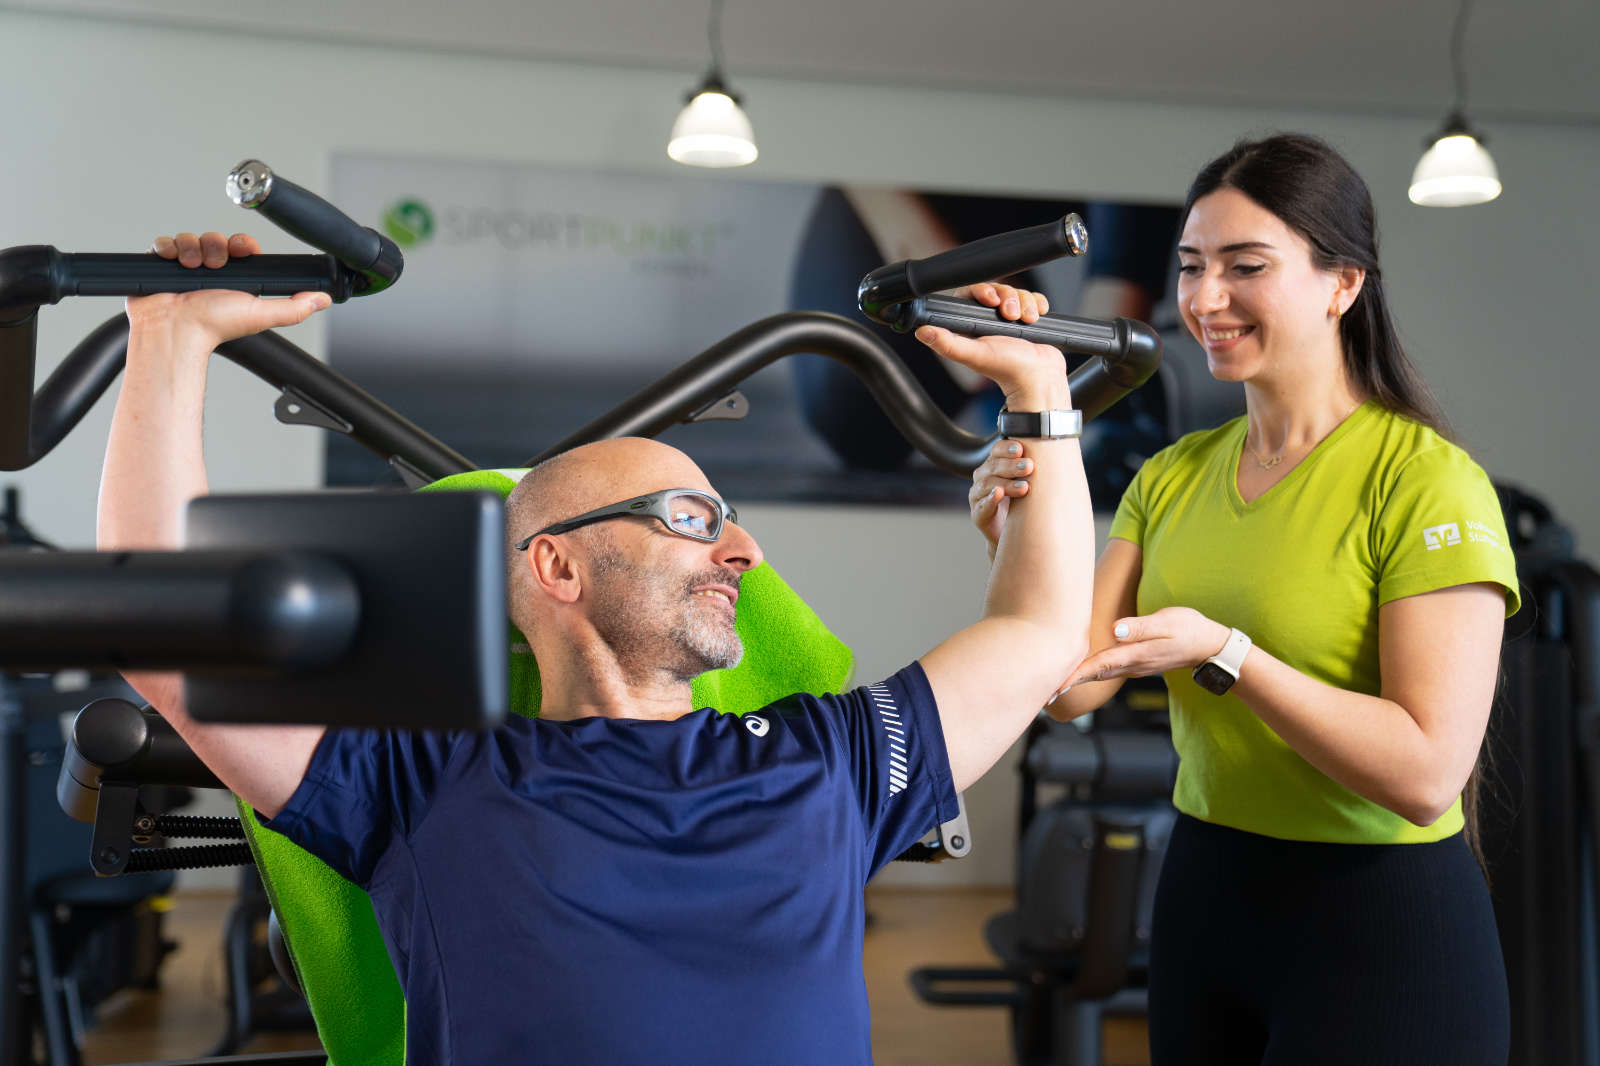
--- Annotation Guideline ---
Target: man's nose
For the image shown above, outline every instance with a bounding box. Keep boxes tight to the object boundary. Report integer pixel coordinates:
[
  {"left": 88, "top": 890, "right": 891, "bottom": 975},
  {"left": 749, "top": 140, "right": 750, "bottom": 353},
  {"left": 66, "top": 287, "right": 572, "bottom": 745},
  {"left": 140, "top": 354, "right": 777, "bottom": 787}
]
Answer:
[{"left": 716, "top": 522, "right": 763, "bottom": 572}]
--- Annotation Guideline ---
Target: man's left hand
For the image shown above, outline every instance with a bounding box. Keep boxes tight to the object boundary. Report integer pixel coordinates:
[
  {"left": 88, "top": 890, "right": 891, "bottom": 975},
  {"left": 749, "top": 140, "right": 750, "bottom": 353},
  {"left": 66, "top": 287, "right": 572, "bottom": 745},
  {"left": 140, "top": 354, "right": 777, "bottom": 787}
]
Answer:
[
  {"left": 953, "top": 282, "right": 1050, "bottom": 324},
  {"left": 1060, "top": 607, "right": 1230, "bottom": 690}
]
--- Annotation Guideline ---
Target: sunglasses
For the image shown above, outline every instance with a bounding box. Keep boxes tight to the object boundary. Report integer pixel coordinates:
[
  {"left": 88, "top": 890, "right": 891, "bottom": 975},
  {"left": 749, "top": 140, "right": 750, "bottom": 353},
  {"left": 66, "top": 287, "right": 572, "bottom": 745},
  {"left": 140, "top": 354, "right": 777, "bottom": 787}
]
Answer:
[{"left": 514, "top": 488, "right": 738, "bottom": 551}]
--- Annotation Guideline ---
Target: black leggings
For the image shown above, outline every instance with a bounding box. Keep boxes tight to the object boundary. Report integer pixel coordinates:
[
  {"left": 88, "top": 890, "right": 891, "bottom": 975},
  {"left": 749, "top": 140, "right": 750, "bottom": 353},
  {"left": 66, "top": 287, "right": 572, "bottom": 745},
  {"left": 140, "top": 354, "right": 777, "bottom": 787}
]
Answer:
[{"left": 1148, "top": 814, "right": 1509, "bottom": 1066}]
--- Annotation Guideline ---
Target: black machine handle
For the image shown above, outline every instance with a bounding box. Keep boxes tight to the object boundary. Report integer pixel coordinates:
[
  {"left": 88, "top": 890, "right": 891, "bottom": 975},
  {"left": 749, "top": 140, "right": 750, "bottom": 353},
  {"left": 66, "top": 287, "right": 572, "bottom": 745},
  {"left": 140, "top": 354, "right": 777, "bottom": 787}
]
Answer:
[
  {"left": 227, "top": 159, "right": 404, "bottom": 296},
  {"left": 59, "top": 698, "right": 228, "bottom": 824},
  {"left": 857, "top": 214, "right": 1089, "bottom": 320},
  {"left": 890, "top": 293, "right": 1158, "bottom": 363},
  {"left": 0, "top": 160, "right": 405, "bottom": 470},
  {"left": 0, "top": 247, "right": 349, "bottom": 322},
  {"left": 0, "top": 159, "right": 401, "bottom": 322},
  {"left": 0, "top": 549, "right": 360, "bottom": 673},
  {"left": 889, "top": 294, "right": 1161, "bottom": 422},
  {"left": 856, "top": 214, "right": 1162, "bottom": 416}
]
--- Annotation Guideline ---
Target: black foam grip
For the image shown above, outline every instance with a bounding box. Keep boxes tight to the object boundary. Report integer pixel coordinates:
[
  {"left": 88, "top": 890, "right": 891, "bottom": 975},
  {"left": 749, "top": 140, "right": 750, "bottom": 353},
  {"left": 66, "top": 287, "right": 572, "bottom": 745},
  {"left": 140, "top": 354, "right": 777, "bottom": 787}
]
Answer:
[
  {"left": 250, "top": 173, "right": 403, "bottom": 293},
  {"left": 906, "top": 216, "right": 1081, "bottom": 296}
]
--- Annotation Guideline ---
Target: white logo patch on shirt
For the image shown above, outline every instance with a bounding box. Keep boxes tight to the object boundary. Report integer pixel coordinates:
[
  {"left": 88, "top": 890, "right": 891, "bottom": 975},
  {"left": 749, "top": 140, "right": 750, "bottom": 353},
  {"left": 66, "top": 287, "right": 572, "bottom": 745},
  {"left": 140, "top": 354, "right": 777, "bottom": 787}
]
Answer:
[
  {"left": 1422, "top": 522, "right": 1461, "bottom": 551},
  {"left": 869, "top": 683, "right": 910, "bottom": 795},
  {"left": 743, "top": 715, "right": 769, "bottom": 737}
]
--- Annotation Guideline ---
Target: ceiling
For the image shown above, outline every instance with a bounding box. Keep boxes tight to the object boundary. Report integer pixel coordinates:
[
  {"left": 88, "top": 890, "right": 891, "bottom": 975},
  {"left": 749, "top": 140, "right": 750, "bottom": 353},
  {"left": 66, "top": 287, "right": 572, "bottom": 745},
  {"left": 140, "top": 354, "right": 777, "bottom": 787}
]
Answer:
[{"left": 9, "top": 0, "right": 1599, "bottom": 124}]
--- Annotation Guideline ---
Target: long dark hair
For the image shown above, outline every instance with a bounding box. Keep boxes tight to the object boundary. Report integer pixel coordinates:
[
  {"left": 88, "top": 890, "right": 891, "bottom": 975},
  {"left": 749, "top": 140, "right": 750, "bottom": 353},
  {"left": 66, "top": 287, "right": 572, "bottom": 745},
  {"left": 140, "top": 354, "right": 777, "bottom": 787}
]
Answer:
[
  {"left": 1183, "top": 133, "right": 1451, "bottom": 438},
  {"left": 1185, "top": 133, "right": 1495, "bottom": 865}
]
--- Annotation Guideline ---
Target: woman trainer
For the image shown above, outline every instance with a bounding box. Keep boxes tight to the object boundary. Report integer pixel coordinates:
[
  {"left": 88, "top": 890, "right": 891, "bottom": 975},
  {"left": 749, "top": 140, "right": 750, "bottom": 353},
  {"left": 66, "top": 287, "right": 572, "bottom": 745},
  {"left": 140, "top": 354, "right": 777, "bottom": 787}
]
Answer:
[{"left": 968, "top": 133, "right": 1517, "bottom": 1065}]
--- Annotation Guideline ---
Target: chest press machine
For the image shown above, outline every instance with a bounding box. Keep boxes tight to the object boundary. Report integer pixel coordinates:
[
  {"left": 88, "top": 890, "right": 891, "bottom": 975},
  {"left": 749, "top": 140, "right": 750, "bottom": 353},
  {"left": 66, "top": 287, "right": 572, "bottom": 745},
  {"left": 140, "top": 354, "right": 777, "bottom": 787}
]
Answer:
[{"left": 0, "top": 162, "right": 1162, "bottom": 1066}]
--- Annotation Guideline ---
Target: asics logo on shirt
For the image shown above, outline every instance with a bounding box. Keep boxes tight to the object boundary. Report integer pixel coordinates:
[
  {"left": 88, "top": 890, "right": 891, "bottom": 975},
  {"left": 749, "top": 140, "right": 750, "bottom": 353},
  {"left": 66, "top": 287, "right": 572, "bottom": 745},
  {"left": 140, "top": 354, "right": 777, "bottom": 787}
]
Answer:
[
  {"left": 1422, "top": 522, "right": 1462, "bottom": 551},
  {"left": 744, "top": 715, "right": 769, "bottom": 737}
]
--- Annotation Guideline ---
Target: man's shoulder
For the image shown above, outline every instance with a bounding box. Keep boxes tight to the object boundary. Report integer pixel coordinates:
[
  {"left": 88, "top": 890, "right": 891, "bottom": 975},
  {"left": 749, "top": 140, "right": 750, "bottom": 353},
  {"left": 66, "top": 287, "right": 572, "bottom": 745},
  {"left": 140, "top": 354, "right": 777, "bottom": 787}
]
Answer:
[{"left": 712, "top": 663, "right": 935, "bottom": 724}]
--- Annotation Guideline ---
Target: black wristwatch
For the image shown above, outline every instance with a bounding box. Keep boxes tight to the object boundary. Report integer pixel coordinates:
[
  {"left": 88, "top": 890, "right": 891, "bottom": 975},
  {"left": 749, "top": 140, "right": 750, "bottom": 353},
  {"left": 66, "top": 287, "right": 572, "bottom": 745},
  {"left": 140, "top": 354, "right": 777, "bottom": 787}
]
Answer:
[
  {"left": 996, "top": 408, "right": 1083, "bottom": 439},
  {"left": 1192, "top": 628, "right": 1252, "bottom": 696}
]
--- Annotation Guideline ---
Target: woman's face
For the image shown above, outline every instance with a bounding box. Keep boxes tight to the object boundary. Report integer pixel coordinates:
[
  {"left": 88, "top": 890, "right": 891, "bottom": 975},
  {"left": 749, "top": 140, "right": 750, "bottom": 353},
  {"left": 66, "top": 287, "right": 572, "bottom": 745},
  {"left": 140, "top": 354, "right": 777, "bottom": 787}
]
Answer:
[{"left": 1176, "top": 187, "right": 1351, "bottom": 384}]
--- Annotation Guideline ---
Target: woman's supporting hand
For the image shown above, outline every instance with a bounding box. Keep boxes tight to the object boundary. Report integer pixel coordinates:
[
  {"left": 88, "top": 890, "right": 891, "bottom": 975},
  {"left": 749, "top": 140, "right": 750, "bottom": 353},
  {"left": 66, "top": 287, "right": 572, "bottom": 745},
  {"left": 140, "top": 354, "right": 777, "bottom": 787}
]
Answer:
[
  {"left": 970, "top": 438, "right": 1034, "bottom": 556},
  {"left": 1060, "top": 606, "right": 1231, "bottom": 689}
]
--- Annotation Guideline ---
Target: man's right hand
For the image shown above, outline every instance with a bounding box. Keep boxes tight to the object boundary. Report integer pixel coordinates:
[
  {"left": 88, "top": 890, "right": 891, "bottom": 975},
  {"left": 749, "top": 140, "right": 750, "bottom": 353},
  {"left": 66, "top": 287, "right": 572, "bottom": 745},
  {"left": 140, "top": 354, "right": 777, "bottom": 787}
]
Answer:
[
  {"left": 104, "top": 232, "right": 333, "bottom": 822},
  {"left": 129, "top": 232, "right": 331, "bottom": 346}
]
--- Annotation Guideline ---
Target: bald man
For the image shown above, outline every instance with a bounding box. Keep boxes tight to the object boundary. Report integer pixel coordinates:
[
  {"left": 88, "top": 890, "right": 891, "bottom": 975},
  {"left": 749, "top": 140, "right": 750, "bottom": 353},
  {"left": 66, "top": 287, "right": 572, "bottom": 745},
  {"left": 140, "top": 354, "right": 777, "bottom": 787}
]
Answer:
[{"left": 100, "top": 233, "right": 1094, "bottom": 1066}]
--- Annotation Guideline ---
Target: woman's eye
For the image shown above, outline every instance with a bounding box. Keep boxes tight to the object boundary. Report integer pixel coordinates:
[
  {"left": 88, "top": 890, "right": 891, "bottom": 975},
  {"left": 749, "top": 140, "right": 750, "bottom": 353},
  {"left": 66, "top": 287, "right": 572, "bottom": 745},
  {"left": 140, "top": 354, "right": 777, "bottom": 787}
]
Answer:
[
  {"left": 1177, "top": 263, "right": 1200, "bottom": 275},
  {"left": 1234, "top": 263, "right": 1266, "bottom": 275}
]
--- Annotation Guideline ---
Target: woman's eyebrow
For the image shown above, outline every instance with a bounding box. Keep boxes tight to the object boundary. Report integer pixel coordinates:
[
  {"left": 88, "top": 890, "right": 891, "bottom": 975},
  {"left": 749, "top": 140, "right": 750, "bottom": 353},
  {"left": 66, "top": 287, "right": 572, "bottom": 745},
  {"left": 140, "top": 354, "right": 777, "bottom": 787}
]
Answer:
[{"left": 1176, "top": 241, "right": 1277, "bottom": 255}]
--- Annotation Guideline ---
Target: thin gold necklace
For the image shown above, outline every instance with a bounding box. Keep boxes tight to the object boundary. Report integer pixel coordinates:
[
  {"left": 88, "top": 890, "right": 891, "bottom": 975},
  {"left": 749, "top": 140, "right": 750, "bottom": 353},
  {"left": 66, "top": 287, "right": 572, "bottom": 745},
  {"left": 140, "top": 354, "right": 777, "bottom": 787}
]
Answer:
[{"left": 1246, "top": 399, "right": 1363, "bottom": 470}]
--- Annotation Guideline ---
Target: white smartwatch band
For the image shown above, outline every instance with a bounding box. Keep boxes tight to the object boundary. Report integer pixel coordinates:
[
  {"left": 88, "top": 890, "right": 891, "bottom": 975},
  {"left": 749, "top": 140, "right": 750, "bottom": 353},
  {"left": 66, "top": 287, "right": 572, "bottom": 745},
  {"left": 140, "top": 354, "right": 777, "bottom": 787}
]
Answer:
[
  {"left": 1192, "top": 627, "right": 1253, "bottom": 695},
  {"left": 1209, "top": 628, "right": 1253, "bottom": 677}
]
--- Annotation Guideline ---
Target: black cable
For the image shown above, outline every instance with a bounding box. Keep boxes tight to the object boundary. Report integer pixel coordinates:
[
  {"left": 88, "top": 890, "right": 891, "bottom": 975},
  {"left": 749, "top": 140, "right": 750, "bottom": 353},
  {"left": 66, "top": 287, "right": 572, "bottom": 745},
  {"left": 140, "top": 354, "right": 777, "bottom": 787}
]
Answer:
[
  {"left": 1450, "top": 0, "right": 1475, "bottom": 116},
  {"left": 708, "top": 0, "right": 726, "bottom": 81}
]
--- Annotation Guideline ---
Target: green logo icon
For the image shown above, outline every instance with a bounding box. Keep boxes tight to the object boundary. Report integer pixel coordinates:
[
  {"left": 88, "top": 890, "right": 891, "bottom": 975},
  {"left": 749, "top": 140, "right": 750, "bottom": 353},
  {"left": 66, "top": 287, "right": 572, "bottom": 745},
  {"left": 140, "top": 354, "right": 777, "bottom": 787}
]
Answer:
[{"left": 383, "top": 199, "right": 435, "bottom": 248}]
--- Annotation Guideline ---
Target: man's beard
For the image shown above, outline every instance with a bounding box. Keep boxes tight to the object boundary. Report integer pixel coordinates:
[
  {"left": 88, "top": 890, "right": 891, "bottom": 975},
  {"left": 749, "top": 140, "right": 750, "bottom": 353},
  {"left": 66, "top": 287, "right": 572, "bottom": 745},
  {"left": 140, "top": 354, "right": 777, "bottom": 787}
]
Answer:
[{"left": 586, "top": 540, "right": 744, "bottom": 682}]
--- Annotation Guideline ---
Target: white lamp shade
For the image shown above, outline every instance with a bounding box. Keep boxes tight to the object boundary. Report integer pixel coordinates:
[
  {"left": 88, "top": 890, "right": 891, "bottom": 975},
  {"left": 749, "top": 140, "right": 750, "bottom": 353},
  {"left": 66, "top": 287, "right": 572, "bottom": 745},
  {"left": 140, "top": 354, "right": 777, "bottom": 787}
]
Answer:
[
  {"left": 667, "top": 90, "right": 758, "bottom": 168},
  {"left": 1408, "top": 133, "right": 1502, "bottom": 207}
]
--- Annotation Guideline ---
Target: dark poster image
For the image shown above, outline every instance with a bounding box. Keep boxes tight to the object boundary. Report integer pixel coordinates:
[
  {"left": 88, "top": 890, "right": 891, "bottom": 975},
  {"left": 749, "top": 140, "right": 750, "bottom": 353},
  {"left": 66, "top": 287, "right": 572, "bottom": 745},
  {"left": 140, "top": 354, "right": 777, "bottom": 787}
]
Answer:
[{"left": 326, "top": 155, "right": 1235, "bottom": 506}]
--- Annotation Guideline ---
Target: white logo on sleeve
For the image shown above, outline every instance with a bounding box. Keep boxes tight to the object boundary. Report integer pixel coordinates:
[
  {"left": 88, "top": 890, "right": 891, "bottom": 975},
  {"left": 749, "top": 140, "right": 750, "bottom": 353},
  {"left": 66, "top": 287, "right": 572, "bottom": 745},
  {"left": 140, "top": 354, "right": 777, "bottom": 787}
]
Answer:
[
  {"left": 868, "top": 683, "right": 910, "bottom": 795},
  {"left": 744, "top": 715, "right": 769, "bottom": 737},
  {"left": 1422, "top": 522, "right": 1461, "bottom": 551}
]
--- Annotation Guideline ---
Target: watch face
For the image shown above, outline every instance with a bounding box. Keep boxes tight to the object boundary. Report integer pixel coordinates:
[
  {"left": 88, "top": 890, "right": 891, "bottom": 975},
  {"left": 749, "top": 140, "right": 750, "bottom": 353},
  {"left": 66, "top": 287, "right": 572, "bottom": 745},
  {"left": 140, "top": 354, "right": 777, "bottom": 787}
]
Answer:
[{"left": 1193, "top": 661, "right": 1236, "bottom": 696}]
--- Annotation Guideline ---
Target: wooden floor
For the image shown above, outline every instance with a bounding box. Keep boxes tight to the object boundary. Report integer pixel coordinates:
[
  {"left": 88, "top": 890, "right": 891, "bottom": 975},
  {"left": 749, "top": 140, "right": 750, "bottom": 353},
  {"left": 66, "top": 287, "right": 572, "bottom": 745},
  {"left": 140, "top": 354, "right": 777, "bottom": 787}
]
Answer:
[{"left": 77, "top": 887, "right": 1149, "bottom": 1065}]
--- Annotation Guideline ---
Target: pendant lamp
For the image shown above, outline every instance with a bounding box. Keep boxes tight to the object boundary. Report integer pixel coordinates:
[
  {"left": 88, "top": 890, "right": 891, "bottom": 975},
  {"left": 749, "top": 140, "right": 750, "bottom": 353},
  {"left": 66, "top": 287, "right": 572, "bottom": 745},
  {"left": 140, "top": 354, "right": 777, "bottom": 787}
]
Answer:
[
  {"left": 1409, "top": 0, "right": 1501, "bottom": 206},
  {"left": 668, "top": 0, "right": 758, "bottom": 168}
]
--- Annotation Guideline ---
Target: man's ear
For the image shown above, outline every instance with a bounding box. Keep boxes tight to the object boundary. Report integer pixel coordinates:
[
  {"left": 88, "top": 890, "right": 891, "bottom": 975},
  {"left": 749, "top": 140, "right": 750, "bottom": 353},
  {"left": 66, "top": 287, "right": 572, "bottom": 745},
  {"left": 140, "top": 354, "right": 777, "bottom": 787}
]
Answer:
[{"left": 527, "top": 536, "right": 583, "bottom": 604}]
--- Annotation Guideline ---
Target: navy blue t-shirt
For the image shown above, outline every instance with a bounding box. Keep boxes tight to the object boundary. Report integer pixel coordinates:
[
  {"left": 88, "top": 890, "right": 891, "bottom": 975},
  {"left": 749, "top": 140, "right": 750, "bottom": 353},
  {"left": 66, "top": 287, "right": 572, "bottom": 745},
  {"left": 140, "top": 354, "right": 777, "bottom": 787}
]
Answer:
[{"left": 265, "top": 663, "right": 957, "bottom": 1065}]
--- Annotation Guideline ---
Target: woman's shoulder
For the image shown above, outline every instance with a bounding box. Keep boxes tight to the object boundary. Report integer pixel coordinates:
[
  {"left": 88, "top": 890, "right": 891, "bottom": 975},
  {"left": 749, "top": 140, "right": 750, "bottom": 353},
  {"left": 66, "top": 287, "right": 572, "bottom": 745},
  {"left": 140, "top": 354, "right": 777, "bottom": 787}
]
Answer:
[
  {"left": 1358, "top": 406, "right": 1499, "bottom": 511},
  {"left": 1361, "top": 405, "right": 1481, "bottom": 476}
]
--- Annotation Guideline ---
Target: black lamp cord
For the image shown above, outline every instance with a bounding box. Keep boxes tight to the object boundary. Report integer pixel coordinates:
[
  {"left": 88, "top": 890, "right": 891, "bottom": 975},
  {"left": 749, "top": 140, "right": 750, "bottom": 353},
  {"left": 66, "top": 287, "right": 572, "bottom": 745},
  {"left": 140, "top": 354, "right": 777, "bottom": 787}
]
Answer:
[
  {"left": 707, "top": 0, "right": 727, "bottom": 83},
  {"left": 1450, "top": 0, "right": 1474, "bottom": 119}
]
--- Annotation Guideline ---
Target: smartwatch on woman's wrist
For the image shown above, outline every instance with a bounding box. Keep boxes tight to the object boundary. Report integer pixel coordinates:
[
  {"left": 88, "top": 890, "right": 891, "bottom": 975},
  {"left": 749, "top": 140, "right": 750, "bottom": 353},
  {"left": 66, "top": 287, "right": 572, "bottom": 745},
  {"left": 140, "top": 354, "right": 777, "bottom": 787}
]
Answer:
[{"left": 1193, "top": 628, "right": 1252, "bottom": 695}]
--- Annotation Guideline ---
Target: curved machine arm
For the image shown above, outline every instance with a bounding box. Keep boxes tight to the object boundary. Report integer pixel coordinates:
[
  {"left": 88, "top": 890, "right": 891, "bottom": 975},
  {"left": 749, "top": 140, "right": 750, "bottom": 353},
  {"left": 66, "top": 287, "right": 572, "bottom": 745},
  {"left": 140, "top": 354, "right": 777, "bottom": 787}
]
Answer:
[
  {"left": 0, "top": 159, "right": 406, "bottom": 472},
  {"left": 1, "top": 186, "right": 1162, "bottom": 482}
]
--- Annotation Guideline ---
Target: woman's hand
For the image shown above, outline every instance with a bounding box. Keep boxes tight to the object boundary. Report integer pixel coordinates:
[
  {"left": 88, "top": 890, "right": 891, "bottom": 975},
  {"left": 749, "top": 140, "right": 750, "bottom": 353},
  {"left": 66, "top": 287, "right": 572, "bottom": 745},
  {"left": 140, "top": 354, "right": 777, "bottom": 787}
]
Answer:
[
  {"left": 952, "top": 282, "right": 1050, "bottom": 324},
  {"left": 1060, "top": 607, "right": 1231, "bottom": 689},
  {"left": 970, "top": 438, "right": 1034, "bottom": 554},
  {"left": 126, "top": 232, "right": 331, "bottom": 349}
]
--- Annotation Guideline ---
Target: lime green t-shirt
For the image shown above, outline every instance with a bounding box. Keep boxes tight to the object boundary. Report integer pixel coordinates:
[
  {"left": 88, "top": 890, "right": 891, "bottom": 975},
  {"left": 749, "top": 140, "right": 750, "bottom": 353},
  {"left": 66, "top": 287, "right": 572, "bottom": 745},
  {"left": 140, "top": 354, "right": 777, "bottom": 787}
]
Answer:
[{"left": 1108, "top": 401, "right": 1520, "bottom": 844}]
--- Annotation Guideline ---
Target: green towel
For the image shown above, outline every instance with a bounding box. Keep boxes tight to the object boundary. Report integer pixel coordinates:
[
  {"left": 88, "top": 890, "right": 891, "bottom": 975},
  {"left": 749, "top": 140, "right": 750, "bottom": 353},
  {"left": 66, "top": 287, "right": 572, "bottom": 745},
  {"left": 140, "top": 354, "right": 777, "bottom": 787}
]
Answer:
[{"left": 237, "top": 468, "right": 854, "bottom": 1066}]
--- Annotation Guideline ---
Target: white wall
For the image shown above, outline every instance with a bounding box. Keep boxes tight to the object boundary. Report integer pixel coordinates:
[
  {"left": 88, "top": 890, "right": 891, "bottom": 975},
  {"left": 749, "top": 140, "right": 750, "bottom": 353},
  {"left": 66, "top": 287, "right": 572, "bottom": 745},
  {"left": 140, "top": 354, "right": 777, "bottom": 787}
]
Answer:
[{"left": 3, "top": 10, "right": 1594, "bottom": 887}]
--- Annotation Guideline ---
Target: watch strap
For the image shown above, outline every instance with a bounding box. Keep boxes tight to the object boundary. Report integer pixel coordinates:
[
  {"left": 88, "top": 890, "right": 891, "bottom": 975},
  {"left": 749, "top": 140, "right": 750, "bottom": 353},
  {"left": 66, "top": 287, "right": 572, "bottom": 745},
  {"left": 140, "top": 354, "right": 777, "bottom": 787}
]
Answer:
[
  {"left": 1207, "top": 628, "right": 1252, "bottom": 680},
  {"left": 996, "top": 408, "right": 1083, "bottom": 439}
]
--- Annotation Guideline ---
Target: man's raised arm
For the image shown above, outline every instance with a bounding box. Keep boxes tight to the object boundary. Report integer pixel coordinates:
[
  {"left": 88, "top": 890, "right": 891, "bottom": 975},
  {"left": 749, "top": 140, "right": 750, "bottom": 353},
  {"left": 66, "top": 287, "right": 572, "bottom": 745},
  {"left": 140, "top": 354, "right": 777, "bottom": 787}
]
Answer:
[
  {"left": 98, "top": 232, "right": 331, "bottom": 819},
  {"left": 915, "top": 326, "right": 1094, "bottom": 792}
]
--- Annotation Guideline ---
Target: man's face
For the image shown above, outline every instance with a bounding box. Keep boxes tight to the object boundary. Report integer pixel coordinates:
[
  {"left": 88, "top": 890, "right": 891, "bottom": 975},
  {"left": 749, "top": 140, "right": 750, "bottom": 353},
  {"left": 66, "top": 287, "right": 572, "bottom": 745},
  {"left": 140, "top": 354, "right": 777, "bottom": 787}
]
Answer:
[
  {"left": 511, "top": 440, "right": 765, "bottom": 686},
  {"left": 583, "top": 524, "right": 748, "bottom": 682}
]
